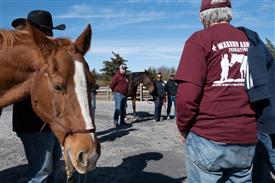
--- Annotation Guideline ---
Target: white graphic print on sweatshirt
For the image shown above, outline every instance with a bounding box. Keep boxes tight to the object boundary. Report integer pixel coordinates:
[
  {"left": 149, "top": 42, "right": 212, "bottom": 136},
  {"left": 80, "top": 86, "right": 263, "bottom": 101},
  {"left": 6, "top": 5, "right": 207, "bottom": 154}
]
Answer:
[{"left": 212, "top": 41, "right": 252, "bottom": 87}]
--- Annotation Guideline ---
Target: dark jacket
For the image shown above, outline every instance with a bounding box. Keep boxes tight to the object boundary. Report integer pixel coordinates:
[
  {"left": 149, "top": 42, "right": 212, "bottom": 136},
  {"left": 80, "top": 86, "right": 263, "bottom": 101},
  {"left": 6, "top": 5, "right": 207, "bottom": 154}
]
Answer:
[
  {"left": 111, "top": 71, "right": 128, "bottom": 95},
  {"left": 13, "top": 99, "right": 50, "bottom": 132},
  {"left": 239, "top": 27, "right": 275, "bottom": 134},
  {"left": 165, "top": 79, "right": 178, "bottom": 96},
  {"left": 153, "top": 80, "right": 166, "bottom": 98}
]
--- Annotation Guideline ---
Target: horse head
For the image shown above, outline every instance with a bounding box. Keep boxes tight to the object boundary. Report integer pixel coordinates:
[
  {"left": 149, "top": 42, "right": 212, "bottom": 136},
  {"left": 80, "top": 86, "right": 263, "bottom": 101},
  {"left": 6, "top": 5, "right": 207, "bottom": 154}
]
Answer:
[
  {"left": 26, "top": 23, "right": 100, "bottom": 174},
  {"left": 143, "top": 69, "right": 155, "bottom": 94}
]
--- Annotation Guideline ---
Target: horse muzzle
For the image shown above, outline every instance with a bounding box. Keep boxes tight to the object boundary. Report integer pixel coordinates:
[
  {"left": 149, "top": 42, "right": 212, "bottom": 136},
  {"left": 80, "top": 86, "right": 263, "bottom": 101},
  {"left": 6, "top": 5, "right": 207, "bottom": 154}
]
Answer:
[
  {"left": 75, "top": 148, "right": 100, "bottom": 174},
  {"left": 65, "top": 136, "right": 101, "bottom": 174}
]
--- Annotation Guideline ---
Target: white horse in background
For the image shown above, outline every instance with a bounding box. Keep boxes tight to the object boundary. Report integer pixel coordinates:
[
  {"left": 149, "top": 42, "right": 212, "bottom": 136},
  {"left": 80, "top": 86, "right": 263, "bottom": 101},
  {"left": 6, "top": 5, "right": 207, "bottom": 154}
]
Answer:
[{"left": 229, "top": 53, "right": 248, "bottom": 79}]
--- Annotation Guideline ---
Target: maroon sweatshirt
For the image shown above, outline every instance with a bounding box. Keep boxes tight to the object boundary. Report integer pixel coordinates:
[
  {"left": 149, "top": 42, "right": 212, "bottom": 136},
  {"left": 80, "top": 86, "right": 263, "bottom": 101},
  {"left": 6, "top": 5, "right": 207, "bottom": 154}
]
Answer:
[
  {"left": 111, "top": 71, "right": 128, "bottom": 95},
  {"left": 175, "top": 23, "right": 257, "bottom": 144}
]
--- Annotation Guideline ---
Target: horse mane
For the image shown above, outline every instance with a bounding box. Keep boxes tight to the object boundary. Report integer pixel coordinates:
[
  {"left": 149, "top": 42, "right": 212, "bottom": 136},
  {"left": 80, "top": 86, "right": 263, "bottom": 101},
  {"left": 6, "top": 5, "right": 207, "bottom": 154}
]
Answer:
[
  {"left": 54, "top": 38, "right": 73, "bottom": 47},
  {"left": 0, "top": 28, "right": 74, "bottom": 52},
  {"left": 0, "top": 29, "right": 31, "bottom": 48}
]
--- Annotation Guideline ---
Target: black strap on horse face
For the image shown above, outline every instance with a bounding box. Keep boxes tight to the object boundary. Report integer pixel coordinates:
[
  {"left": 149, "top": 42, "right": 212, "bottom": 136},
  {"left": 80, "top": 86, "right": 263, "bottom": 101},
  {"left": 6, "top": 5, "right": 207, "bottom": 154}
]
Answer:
[
  {"left": 48, "top": 119, "right": 96, "bottom": 146},
  {"left": 33, "top": 104, "right": 97, "bottom": 147},
  {"left": 62, "top": 128, "right": 96, "bottom": 146}
]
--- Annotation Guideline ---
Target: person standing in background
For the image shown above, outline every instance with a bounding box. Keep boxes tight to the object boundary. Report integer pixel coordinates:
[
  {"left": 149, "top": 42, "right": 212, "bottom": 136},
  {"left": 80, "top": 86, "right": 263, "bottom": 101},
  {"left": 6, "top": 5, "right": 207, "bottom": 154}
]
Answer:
[
  {"left": 165, "top": 74, "right": 177, "bottom": 119},
  {"left": 111, "top": 64, "right": 129, "bottom": 127},
  {"left": 153, "top": 72, "right": 167, "bottom": 122}
]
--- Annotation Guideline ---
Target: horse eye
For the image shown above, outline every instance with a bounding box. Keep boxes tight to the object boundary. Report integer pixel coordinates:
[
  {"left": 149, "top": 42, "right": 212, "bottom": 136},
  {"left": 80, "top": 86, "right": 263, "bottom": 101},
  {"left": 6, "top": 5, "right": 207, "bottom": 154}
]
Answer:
[{"left": 54, "top": 84, "right": 65, "bottom": 93}]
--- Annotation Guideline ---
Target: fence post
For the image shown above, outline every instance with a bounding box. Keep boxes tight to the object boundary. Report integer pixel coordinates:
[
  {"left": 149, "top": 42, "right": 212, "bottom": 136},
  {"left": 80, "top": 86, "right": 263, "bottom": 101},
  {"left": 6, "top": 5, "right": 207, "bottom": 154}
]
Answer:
[
  {"left": 140, "top": 83, "right": 143, "bottom": 101},
  {"left": 92, "top": 92, "right": 96, "bottom": 121},
  {"left": 106, "top": 85, "right": 109, "bottom": 101}
]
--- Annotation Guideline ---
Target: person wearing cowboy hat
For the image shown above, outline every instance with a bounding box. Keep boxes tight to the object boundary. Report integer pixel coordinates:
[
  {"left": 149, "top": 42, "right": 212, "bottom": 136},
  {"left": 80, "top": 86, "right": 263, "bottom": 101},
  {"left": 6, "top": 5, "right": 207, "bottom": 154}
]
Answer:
[
  {"left": 12, "top": 10, "right": 65, "bottom": 36},
  {"left": 11, "top": 10, "right": 66, "bottom": 183}
]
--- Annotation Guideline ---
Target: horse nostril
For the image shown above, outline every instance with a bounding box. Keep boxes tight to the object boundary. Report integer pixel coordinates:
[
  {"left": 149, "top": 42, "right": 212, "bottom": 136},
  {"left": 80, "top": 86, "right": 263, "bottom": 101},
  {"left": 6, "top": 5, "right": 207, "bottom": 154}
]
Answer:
[{"left": 77, "top": 151, "right": 89, "bottom": 167}]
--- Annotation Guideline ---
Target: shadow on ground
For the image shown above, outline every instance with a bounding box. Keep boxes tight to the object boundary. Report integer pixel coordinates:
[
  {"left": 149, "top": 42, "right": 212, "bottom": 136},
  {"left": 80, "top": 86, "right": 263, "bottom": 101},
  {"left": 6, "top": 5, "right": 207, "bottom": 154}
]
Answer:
[
  {"left": 86, "top": 152, "right": 186, "bottom": 183},
  {"left": 97, "top": 123, "right": 137, "bottom": 143},
  {"left": 98, "top": 128, "right": 137, "bottom": 143},
  {"left": 128, "top": 111, "right": 155, "bottom": 123},
  {"left": 0, "top": 152, "right": 186, "bottom": 183},
  {"left": 0, "top": 160, "right": 66, "bottom": 183},
  {"left": 0, "top": 164, "right": 28, "bottom": 183}
]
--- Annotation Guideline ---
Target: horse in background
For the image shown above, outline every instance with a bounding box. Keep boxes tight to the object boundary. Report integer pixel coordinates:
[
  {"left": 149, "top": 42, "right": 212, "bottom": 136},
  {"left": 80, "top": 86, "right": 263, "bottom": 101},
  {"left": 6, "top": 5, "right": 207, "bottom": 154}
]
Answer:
[
  {"left": 0, "top": 22, "right": 100, "bottom": 180},
  {"left": 126, "top": 70, "right": 155, "bottom": 116}
]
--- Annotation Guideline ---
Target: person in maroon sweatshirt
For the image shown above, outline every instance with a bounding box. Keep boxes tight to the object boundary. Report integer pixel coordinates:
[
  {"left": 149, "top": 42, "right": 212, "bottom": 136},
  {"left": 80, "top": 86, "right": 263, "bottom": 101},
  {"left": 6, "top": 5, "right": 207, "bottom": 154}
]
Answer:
[
  {"left": 175, "top": 0, "right": 257, "bottom": 182},
  {"left": 111, "top": 64, "right": 129, "bottom": 127}
]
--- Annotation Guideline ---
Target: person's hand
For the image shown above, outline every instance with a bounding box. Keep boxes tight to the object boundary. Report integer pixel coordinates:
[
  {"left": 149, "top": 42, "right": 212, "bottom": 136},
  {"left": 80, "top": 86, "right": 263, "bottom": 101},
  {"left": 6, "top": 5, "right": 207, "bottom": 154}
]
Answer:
[{"left": 179, "top": 132, "right": 188, "bottom": 144}]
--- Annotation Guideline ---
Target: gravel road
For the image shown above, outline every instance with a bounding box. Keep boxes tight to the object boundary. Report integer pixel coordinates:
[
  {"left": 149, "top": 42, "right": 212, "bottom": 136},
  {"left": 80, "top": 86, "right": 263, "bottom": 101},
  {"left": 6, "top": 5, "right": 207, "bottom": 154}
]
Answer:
[{"left": 0, "top": 101, "right": 187, "bottom": 183}]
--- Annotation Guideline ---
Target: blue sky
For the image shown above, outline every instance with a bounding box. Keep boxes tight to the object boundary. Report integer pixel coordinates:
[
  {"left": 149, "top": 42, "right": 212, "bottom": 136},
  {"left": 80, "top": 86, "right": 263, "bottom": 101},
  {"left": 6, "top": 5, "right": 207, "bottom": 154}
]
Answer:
[{"left": 1, "top": 0, "right": 274, "bottom": 73}]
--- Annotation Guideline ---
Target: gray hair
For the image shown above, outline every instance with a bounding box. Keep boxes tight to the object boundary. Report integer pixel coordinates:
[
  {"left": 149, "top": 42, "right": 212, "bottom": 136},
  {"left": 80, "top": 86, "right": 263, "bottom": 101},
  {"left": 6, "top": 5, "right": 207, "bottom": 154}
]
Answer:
[{"left": 200, "top": 0, "right": 232, "bottom": 28}]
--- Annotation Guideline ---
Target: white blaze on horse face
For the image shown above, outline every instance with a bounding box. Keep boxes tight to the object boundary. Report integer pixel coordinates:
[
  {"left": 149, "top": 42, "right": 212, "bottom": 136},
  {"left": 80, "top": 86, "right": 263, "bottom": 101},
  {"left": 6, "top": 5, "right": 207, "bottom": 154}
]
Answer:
[{"left": 73, "top": 61, "right": 95, "bottom": 139}]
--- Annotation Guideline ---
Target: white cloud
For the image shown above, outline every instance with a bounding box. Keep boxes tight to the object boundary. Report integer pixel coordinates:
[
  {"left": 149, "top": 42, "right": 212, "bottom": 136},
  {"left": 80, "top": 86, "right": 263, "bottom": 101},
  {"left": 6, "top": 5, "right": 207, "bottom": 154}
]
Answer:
[
  {"left": 92, "top": 39, "right": 181, "bottom": 52},
  {"left": 259, "top": 1, "right": 275, "bottom": 12},
  {"left": 54, "top": 2, "right": 199, "bottom": 30},
  {"left": 55, "top": 3, "right": 166, "bottom": 28},
  {"left": 55, "top": 4, "right": 122, "bottom": 19},
  {"left": 163, "top": 23, "right": 200, "bottom": 29},
  {"left": 85, "top": 38, "right": 185, "bottom": 70}
]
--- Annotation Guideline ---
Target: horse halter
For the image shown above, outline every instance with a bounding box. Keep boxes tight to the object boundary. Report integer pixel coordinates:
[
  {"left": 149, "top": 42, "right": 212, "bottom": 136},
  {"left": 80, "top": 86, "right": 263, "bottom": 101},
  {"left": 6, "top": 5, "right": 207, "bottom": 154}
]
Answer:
[
  {"left": 62, "top": 128, "right": 96, "bottom": 146},
  {"left": 48, "top": 118, "right": 96, "bottom": 146}
]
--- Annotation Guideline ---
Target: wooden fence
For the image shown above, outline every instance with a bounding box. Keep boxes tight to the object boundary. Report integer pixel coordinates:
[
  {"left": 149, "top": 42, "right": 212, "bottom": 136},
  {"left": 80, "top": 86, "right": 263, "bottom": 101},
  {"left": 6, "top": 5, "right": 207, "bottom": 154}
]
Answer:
[{"left": 96, "top": 83, "right": 153, "bottom": 101}]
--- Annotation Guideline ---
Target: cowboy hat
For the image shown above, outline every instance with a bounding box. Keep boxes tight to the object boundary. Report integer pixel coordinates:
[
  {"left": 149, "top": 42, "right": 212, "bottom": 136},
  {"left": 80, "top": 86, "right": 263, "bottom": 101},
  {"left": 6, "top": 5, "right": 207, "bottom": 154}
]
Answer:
[{"left": 12, "top": 10, "right": 65, "bottom": 36}]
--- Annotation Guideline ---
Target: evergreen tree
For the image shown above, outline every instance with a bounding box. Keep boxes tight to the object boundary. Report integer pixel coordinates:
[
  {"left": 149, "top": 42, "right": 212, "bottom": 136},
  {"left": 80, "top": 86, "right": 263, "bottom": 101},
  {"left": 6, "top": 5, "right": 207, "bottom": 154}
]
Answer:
[
  {"left": 147, "top": 66, "right": 177, "bottom": 81},
  {"left": 91, "top": 69, "right": 99, "bottom": 80},
  {"left": 266, "top": 39, "right": 275, "bottom": 58},
  {"left": 148, "top": 67, "right": 157, "bottom": 79},
  {"left": 100, "top": 51, "right": 128, "bottom": 85}
]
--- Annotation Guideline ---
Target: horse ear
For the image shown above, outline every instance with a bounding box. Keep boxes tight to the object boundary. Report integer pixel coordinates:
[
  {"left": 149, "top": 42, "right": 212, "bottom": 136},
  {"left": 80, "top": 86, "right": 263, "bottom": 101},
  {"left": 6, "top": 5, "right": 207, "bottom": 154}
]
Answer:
[
  {"left": 74, "top": 24, "right": 92, "bottom": 55},
  {"left": 27, "top": 22, "right": 55, "bottom": 56},
  {"left": 144, "top": 69, "right": 148, "bottom": 72}
]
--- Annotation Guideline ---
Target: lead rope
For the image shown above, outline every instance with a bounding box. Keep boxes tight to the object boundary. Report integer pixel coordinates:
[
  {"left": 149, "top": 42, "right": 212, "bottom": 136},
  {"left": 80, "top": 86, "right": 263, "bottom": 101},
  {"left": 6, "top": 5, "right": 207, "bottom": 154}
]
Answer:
[{"left": 39, "top": 122, "right": 47, "bottom": 132}]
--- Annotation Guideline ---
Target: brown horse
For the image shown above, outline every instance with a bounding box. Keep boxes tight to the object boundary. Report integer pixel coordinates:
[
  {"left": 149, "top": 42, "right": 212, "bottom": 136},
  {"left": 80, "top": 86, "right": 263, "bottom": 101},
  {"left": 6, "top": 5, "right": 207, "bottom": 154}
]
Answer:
[
  {"left": 126, "top": 70, "right": 155, "bottom": 115},
  {"left": 0, "top": 22, "right": 100, "bottom": 179}
]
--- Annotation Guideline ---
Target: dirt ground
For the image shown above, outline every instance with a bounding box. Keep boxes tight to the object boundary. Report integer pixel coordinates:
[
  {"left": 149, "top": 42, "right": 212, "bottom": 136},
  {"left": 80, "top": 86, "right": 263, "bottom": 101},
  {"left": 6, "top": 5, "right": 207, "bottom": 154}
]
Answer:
[{"left": 0, "top": 101, "right": 187, "bottom": 183}]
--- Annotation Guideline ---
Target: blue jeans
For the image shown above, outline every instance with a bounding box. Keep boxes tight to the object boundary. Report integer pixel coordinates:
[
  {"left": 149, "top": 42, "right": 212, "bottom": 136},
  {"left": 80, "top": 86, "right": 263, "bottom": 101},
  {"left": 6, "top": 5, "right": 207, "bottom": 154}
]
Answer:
[
  {"left": 252, "top": 132, "right": 275, "bottom": 182},
  {"left": 167, "top": 95, "right": 176, "bottom": 117},
  {"left": 185, "top": 132, "right": 256, "bottom": 183},
  {"left": 113, "top": 92, "right": 127, "bottom": 125},
  {"left": 17, "top": 131, "right": 63, "bottom": 183}
]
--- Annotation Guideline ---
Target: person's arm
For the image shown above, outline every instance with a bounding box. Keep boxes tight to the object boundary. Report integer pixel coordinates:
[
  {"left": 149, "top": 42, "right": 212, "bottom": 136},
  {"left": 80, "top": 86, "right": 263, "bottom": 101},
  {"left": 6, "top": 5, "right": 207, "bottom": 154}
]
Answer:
[
  {"left": 175, "top": 36, "right": 207, "bottom": 142},
  {"left": 110, "top": 74, "right": 118, "bottom": 92},
  {"left": 151, "top": 81, "right": 158, "bottom": 99},
  {"left": 176, "top": 81, "right": 203, "bottom": 142}
]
